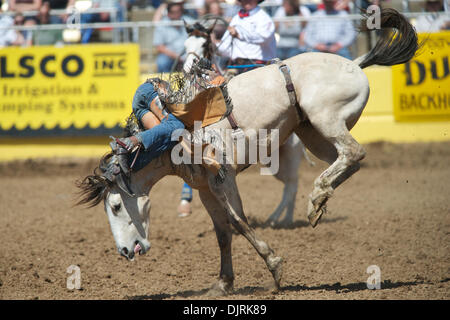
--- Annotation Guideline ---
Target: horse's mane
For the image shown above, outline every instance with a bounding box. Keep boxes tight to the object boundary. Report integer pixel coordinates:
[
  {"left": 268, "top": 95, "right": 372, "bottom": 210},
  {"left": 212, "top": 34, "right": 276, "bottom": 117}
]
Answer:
[
  {"left": 202, "top": 34, "right": 215, "bottom": 61},
  {"left": 75, "top": 116, "right": 140, "bottom": 208},
  {"left": 75, "top": 152, "right": 114, "bottom": 208}
]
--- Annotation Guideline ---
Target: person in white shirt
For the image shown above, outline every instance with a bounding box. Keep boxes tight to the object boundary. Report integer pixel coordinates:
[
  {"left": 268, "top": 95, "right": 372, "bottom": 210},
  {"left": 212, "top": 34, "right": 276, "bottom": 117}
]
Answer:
[
  {"left": 0, "top": 13, "right": 24, "bottom": 47},
  {"left": 217, "top": 0, "right": 277, "bottom": 74}
]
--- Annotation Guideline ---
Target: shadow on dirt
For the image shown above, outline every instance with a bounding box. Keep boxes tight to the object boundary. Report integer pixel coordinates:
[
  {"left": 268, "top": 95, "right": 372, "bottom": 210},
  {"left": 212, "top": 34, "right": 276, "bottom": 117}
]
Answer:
[
  {"left": 230, "top": 279, "right": 427, "bottom": 296},
  {"left": 248, "top": 216, "right": 347, "bottom": 230},
  {"left": 126, "top": 288, "right": 210, "bottom": 300},
  {"left": 126, "top": 278, "right": 429, "bottom": 300},
  {"left": 281, "top": 279, "right": 427, "bottom": 293}
]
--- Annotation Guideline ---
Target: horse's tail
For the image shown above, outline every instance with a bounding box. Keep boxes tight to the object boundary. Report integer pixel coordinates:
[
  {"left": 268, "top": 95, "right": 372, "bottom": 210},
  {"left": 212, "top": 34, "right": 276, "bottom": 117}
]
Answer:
[{"left": 358, "top": 8, "right": 419, "bottom": 69}]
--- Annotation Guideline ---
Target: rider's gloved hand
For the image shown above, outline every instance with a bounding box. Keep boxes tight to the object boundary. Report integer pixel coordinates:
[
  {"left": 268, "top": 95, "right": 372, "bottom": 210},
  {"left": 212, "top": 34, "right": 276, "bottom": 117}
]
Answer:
[
  {"left": 109, "top": 135, "right": 142, "bottom": 177},
  {"left": 110, "top": 136, "right": 141, "bottom": 153},
  {"left": 116, "top": 136, "right": 141, "bottom": 152}
]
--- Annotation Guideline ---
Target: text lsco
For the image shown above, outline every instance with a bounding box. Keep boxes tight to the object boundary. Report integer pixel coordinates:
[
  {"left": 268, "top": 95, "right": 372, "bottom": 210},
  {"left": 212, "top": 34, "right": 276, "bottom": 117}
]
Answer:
[{"left": 0, "top": 54, "right": 84, "bottom": 78}]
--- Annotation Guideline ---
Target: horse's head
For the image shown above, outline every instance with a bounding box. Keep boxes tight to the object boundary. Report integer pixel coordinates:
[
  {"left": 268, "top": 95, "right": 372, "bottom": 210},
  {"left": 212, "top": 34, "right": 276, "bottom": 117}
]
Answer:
[
  {"left": 183, "top": 20, "right": 212, "bottom": 73},
  {"left": 184, "top": 13, "right": 232, "bottom": 73},
  {"left": 104, "top": 185, "right": 151, "bottom": 260},
  {"left": 76, "top": 153, "right": 152, "bottom": 261}
]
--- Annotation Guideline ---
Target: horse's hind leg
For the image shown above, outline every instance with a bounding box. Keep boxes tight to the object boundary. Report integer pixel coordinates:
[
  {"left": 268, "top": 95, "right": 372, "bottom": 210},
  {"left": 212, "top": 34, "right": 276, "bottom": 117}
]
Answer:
[
  {"left": 207, "top": 170, "right": 283, "bottom": 289},
  {"left": 198, "top": 188, "right": 234, "bottom": 296},
  {"left": 294, "top": 117, "right": 366, "bottom": 228}
]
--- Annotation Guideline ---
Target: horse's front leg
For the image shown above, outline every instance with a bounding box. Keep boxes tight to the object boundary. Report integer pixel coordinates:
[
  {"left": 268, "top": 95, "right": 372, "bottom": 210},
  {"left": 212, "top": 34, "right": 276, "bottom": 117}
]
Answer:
[
  {"left": 198, "top": 188, "right": 234, "bottom": 296},
  {"left": 207, "top": 169, "right": 283, "bottom": 290}
]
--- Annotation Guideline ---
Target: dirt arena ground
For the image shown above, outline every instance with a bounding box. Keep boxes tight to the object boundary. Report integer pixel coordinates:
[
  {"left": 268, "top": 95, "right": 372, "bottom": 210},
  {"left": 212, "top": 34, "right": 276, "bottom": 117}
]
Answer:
[{"left": 0, "top": 141, "right": 449, "bottom": 300}]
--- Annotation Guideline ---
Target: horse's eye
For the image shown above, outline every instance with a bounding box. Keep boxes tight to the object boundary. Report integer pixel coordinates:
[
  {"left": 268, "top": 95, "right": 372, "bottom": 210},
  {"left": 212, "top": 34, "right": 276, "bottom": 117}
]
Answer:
[{"left": 112, "top": 203, "right": 121, "bottom": 213}]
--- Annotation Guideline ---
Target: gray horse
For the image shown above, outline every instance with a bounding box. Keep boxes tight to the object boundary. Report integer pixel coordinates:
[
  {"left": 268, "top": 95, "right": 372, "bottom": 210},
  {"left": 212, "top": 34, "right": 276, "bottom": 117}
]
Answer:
[{"left": 77, "top": 8, "right": 419, "bottom": 296}]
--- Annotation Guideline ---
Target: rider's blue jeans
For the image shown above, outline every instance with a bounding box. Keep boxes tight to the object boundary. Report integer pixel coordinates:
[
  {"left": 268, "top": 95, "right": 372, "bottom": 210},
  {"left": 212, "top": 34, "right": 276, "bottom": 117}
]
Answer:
[
  {"left": 130, "top": 82, "right": 185, "bottom": 172},
  {"left": 130, "top": 81, "right": 192, "bottom": 201},
  {"left": 132, "top": 82, "right": 159, "bottom": 122},
  {"left": 130, "top": 113, "right": 185, "bottom": 172}
]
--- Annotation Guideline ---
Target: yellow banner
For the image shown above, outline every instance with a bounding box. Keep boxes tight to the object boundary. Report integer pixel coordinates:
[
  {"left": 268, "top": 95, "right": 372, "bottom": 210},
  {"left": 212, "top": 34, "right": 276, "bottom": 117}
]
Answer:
[
  {"left": 0, "top": 44, "right": 140, "bottom": 130},
  {"left": 392, "top": 32, "right": 450, "bottom": 122}
]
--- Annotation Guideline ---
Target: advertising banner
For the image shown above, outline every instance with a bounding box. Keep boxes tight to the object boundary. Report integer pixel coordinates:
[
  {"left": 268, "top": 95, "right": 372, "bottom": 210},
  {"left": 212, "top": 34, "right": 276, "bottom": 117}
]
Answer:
[
  {"left": 0, "top": 44, "right": 140, "bottom": 133},
  {"left": 392, "top": 32, "right": 450, "bottom": 122}
]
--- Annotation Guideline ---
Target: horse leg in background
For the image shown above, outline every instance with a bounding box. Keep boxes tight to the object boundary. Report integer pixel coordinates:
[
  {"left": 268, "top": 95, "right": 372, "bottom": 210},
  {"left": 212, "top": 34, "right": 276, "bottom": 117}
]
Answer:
[
  {"left": 208, "top": 168, "right": 283, "bottom": 289},
  {"left": 266, "top": 134, "right": 302, "bottom": 227},
  {"left": 198, "top": 188, "right": 234, "bottom": 296},
  {"left": 294, "top": 111, "right": 366, "bottom": 228}
]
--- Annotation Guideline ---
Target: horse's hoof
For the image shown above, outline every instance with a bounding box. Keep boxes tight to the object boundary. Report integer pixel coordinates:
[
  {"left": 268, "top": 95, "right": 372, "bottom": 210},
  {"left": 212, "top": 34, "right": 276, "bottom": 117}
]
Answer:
[
  {"left": 308, "top": 206, "right": 327, "bottom": 228},
  {"left": 206, "top": 281, "right": 233, "bottom": 297},
  {"left": 307, "top": 199, "right": 328, "bottom": 228},
  {"left": 267, "top": 256, "right": 283, "bottom": 289}
]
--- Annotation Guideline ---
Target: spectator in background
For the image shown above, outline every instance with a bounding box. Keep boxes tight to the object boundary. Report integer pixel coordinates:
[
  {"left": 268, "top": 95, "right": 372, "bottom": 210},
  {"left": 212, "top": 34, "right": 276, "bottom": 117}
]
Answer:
[
  {"left": 9, "top": 0, "right": 42, "bottom": 13},
  {"left": 0, "top": 9, "right": 25, "bottom": 47},
  {"left": 194, "top": 0, "right": 218, "bottom": 17},
  {"left": 13, "top": 12, "right": 33, "bottom": 45},
  {"left": 80, "top": 0, "right": 122, "bottom": 43},
  {"left": 316, "top": 0, "right": 351, "bottom": 11},
  {"left": 205, "top": 0, "right": 226, "bottom": 41},
  {"left": 151, "top": 0, "right": 164, "bottom": 9},
  {"left": 153, "top": 0, "right": 194, "bottom": 72},
  {"left": 151, "top": 0, "right": 168, "bottom": 21},
  {"left": 303, "top": 0, "right": 356, "bottom": 59},
  {"left": 274, "top": 0, "right": 310, "bottom": 60},
  {"left": 414, "top": 0, "right": 449, "bottom": 32},
  {"left": 8, "top": 0, "right": 42, "bottom": 33},
  {"left": 33, "top": 1, "right": 63, "bottom": 45},
  {"left": 128, "top": 0, "right": 163, "bottom": 8},
  {"left": 46, "top": 0, "right": 76, "bottom": 24}
]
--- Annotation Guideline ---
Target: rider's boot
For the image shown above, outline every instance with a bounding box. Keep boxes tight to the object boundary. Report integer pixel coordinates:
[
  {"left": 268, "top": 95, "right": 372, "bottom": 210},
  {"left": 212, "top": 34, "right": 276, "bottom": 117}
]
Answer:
[{"left": 110, "top": 136, "right": 141, "bottom": 176}]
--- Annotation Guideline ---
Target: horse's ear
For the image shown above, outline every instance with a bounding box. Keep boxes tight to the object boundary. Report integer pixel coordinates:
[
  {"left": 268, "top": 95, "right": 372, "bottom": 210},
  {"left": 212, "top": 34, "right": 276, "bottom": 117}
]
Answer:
[
  {"left": 184, "top": 19, "right": 193, "bottom": 34},
  {"left": 207, "top": 19, "right": 218, "bottom": 34}
]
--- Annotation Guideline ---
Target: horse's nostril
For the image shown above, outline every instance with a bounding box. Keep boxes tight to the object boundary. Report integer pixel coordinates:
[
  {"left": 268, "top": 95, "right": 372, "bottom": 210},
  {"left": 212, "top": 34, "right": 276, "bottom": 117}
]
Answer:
[{"left": 121, "top": 247, "right": 129, "bottom": 256}]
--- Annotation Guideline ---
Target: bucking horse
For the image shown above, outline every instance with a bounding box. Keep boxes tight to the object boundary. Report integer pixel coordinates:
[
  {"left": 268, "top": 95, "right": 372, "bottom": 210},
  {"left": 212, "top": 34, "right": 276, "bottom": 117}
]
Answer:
[{"left": 76, "top": 8, "right": 419, "bottom": 296}]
